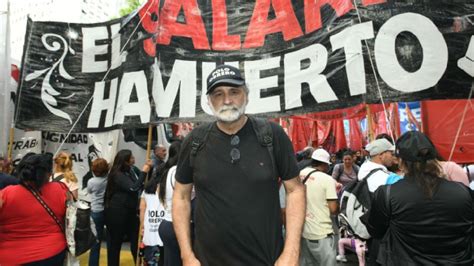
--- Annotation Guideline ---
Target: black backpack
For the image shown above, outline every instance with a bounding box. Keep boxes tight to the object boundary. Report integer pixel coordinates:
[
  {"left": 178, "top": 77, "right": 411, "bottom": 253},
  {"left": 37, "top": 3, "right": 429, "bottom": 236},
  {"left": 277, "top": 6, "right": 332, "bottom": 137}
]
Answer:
[{"left": 189, "top": 116, "right": 278, "bottom": 177}]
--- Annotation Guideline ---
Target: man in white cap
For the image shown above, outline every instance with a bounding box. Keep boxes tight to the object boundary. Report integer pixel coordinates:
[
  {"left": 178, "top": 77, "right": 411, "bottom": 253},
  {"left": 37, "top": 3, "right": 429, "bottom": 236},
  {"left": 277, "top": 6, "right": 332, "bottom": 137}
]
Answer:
[
  {"left": 357, "top": 139, "right": 395, "bottom": 266},
  {"left": 299, "top": 148, "right": 338, "bottom": 266},
  {"left": 358, "top": 138, "right": 395, "bottom": 192}
]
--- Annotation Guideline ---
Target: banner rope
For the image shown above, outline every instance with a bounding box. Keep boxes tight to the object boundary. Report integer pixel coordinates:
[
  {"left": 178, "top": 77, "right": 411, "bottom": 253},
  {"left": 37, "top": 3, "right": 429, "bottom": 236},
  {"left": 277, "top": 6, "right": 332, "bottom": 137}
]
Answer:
[
  {"left": 448, "top": 82, "right": 473, "bottom": 161},
  {"left": 53, "top": 0, "right": 157, "bottom": 156},
  {"left": 352, "top": 1, "right": 395, "bottom": 143}
]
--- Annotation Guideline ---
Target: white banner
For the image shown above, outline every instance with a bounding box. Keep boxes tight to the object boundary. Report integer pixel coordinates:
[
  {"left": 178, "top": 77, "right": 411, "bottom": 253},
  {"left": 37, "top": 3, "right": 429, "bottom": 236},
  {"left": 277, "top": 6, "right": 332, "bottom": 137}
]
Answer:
[
  {"left": 42, "top": 131, "right": 119, "bottom": 200},
  {"left": 10, "top": 130, "right": 42, "bottom": 167}
]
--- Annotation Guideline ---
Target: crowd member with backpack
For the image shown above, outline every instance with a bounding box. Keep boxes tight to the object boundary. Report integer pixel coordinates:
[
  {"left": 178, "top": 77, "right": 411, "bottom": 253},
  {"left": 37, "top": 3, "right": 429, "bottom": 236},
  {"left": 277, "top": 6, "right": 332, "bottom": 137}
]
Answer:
[
  {"left": 354, "top": 138, "right": 395, "bottom": 265},
  {"left": 173, "top": 65, "right": 305, "bottom": 266},
  {"left": 365, "top": 131, "right": 473, "bottom": 265},
  {"left": 299, "top": 148, "right": 338, "bottom": 266},
  {"left": 358, "top": 139, "right": 395, "bottom": 192},
  {"left": 332, "top": 150, "right": 360, "bottom": 187},
  {"left": 53, "top": 151, "right": 79, "bottom": 199}
]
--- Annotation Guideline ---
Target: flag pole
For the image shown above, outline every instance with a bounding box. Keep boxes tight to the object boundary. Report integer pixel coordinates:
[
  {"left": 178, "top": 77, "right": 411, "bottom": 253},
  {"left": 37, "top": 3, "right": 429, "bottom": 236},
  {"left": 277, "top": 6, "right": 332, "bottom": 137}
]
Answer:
[
  {"left": 7, "top": 125, "right": 14, "bottom": 169},
  {"left": 366, "top": 104, "right": 373, "bottom": 142},
  {"left": 4, "top": 0, "right": 13, "bottom": 172},
  {"left": 136, "top": 123, "right": 154, "bottom": 266}
]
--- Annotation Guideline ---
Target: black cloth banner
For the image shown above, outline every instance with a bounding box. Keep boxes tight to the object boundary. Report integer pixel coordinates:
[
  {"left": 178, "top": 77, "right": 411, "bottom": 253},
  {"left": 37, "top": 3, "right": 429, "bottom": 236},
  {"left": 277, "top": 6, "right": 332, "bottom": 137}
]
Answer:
[{"left": 15, "top": 0, "right": 474, "bottom": 132}]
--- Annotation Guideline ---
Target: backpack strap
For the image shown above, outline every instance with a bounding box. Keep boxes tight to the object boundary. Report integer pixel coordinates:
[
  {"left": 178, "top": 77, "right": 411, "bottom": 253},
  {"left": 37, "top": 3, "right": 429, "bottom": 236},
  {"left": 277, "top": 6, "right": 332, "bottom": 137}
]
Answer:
[
  {"left": 302, "top": 169, "right": 319, "bottom": 184},
  {"left": 467, "top": 166, "right": 472, "bottom": 183},
  {"left": 248, "top": 116, "right": 278, "bottom": 178},
  {"left": 336, "top": 163, "right": 344, "bottom": 181},
  {"left": 385, "top": 185, "right": 391, "bottom": 218},
  {"left": 53, "top": 174, "right": 64, "bottom": 182},
  {"left": 363, "top": 168, "right": 384, "bottom": 180},
  {"left": 189, "top": 123, "right": 214, "bottom": 168}
]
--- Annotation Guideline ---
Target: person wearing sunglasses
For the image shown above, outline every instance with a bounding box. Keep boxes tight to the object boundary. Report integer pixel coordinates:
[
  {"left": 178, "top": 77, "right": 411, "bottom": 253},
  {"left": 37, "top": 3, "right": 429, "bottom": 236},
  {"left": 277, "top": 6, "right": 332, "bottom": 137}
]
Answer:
[{"left": 173, "top": 65, "right": 306, "bottom": 266}]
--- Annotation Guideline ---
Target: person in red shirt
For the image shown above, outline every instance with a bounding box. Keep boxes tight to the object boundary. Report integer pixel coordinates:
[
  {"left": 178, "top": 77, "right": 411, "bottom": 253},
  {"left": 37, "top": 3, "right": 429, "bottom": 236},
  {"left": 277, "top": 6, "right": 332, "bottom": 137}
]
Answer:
[{"left": 0, "top": 154, "right": 69, "bottom": 265}]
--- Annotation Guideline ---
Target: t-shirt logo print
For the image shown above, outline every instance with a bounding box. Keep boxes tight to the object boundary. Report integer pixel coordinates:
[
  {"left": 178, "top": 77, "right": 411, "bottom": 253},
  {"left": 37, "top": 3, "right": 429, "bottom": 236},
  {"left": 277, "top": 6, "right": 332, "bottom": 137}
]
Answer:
[
  {"left": 24, "top": 33, "right": 76, "bottom": 124},
  {"left": 208, "top": 67, "right": 236, "bottom": 83}
]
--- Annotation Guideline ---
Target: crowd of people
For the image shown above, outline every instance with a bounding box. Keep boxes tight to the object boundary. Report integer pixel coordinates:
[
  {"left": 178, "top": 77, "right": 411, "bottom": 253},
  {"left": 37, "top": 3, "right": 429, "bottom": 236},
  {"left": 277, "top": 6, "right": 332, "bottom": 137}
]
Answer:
[
  {"left": 296, "top": 131, "right": 473, "bottom": 266},
  {"left": 0, "top": 64, "right": 474, "bottom": 266}
]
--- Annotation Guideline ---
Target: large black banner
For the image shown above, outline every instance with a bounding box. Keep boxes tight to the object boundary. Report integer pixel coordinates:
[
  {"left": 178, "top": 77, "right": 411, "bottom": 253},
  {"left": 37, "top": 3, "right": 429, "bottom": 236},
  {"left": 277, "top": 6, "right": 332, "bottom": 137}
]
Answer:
[{"left": 15, "top": 0, "right": 474, "bottom": 132}]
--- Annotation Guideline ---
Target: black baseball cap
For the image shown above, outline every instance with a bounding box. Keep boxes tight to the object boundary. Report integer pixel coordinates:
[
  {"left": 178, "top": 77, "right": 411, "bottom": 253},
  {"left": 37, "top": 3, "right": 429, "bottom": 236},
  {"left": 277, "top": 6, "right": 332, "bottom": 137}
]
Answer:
[
  {"left": 206, "top": 65, "right": 245, "bottom": 94},
  {"left": 395, "top": 131, "right": 437, "bottom": 162}
]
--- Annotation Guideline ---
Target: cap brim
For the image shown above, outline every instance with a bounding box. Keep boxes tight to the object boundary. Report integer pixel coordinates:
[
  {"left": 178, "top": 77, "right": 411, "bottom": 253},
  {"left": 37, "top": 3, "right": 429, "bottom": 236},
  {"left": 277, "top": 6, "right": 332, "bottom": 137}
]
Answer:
[
  {"left": 312, "top": 158, "right": 332, "bottom": 165},
  {"left": 207, "top": 79, "right": 245, "bottom": 94}
]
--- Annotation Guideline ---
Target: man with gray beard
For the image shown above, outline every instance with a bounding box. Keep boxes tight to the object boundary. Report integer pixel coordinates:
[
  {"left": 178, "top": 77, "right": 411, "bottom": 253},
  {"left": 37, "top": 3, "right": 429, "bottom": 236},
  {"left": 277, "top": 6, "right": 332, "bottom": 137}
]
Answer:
[{"left": 173, "top": 65, "right": 306, "bottom": 266}]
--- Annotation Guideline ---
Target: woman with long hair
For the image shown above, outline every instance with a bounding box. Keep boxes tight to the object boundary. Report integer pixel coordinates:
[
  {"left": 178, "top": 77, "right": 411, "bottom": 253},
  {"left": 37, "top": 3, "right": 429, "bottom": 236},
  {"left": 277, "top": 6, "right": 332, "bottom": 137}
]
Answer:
[
  {"left": 105, "top": 149, "right": 152, "bottom": 266},
  {"left": 0, "top": 154, "right": 69, "bottom": 265},
  {"left": 139, "top": 142, "right": 181, "bottom": 266},
  {"left": 144, "top": 140, "right": 183, "bottom": 266},
  {"left": 366, "top": 131, "right": 473, "bottom": 265},
  {"left": 53, "top": 151, "right": 79, "bottom": 198}
]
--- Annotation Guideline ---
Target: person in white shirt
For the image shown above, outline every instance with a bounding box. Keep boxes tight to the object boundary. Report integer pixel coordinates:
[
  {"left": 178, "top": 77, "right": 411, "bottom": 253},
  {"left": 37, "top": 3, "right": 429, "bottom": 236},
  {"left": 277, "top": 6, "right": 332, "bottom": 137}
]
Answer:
[
  {"left": 357, "top": 138, "right": 395, "bottom": 266},
  {"left": 300, "top": 148, "right": 338, "bottom": 266},
  {"left": 358, "top": 139, "right": 395, "bottom": 192},
  {"left": 157, "top": 140, "right": 183, "bottom": 266}
]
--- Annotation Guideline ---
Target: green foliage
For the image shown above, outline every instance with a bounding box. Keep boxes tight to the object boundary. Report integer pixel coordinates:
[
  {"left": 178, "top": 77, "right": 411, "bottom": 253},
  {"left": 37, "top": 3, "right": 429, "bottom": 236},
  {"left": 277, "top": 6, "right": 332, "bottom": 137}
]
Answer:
[{"left": 119, "top": 0, "right": 142, "bottom": 17}]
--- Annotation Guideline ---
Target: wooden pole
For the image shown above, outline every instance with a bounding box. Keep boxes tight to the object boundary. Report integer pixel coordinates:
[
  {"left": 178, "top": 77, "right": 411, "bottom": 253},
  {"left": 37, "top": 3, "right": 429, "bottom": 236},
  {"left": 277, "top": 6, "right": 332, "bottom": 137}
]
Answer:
[
  {"left": 145, "top": 124, "right": 153, "bottom": 165},
  {"left": 136, "top": 124, "right": 154, "bottom": 266},
  {"left": 366, "top": 104, "right": 373, "bottom": 142}
]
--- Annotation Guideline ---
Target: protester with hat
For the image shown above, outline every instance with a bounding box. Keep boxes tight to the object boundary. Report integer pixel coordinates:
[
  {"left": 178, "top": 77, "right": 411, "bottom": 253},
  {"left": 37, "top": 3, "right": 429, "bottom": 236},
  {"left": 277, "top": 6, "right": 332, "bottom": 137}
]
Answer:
[
  {"left": 365, "top": 131, "right": 473, "bottom": 265},
  {"left": 356, "top": 138, "right": 396, "bottom": 266},
  {"left": 299, "top": 148, "right": 338, "bottom": 266},
  {"left": 357, "top": 138, "right": 395, "bottom": 192},
  {"left": 173, "top": 64, "right": 305, "bottom": 266}
]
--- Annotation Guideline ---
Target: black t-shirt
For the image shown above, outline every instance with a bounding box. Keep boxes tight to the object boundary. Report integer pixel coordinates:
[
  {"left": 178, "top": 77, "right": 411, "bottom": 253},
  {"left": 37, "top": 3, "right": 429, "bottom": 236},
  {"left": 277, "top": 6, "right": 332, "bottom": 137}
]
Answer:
[
  {"left": 367, "top": 178, "right": 473, "bottom": 265},
  {"left": 176, "top": 119, "right": 299, "bottom": 266}
]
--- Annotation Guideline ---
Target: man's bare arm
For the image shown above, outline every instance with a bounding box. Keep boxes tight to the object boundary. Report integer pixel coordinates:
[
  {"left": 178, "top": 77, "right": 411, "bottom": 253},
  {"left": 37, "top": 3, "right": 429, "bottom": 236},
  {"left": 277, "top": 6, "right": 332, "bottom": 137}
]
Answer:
[
  {"left": 275, "top": 176, "right": 306, "bottom": 266},
  {"left": 172, "top": 182, "right": 200, "bottom": 266},
  {"left": 327, "top": 199, "right": 339, "bottom": 215}
]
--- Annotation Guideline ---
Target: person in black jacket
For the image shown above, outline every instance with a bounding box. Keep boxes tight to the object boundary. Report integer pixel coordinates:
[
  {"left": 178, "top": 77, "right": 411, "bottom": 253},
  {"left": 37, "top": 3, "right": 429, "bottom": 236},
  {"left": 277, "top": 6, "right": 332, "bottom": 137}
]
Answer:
[
  {"left": 104, "top": 149, "right": 152, "bottom": 266},
  {"left": 365, "top": 131, "right": 473, "bottom": 266}
]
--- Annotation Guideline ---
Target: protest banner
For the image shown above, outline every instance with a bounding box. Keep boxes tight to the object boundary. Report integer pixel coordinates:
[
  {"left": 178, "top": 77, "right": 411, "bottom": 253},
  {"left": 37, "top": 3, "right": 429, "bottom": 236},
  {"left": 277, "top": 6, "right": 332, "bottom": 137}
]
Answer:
[{"left": 14, "top": 0, "right": 474, "bottom": 132}]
